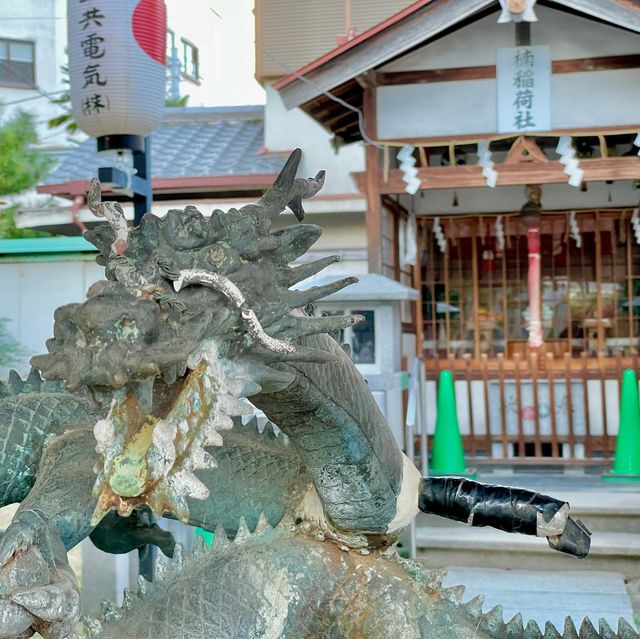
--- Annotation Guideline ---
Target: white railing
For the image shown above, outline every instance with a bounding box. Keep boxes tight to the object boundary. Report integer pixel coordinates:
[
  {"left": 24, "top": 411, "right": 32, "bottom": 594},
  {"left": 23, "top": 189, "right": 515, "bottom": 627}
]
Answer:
[{"left": 405, "top": 356, "right": 427, "bottom": 559}]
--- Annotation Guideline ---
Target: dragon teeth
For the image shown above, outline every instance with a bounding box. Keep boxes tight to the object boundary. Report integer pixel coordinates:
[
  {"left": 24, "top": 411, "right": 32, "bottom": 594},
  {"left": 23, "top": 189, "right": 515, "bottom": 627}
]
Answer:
[
  {"left": 192, "top": 447, "right": 217, "bottom": 470},
  {"left": 192, "top": 534, "right": 208, "bottom": 556},
  {"left": 172, "top": 469, "right": 210, "bottom": 500},
  {"left": 464, "top": 594, "right": 484, "bottom": 620},
  {"left": 214, "top": 413, "right": 234, "bottom": 431},
  {"left": 522, "top": 619, "right": 542, "bottom": 638},
  {"left": 505, "top": 612, "right": 524, "bottom": 638},
  {"left": 220, "top": 395, "right": 253, "bottom": 416},
  {"left": 121, "top": 588, "right": 136, "bottom": 610},
  {"left": 234, "top": 517, "right": 251, "bottom": 545},
  {"left": 543, "top": 620, "right": 562, "bottom": 639},
  {"left": 137, "top": 575, "right": 149, "bottom": 599},
  {"left": 80, "top": 614, "right": 103, "bottom": 637},
  {"left": 203, "top": 428, "right": 224, "bottom": 447},
  {"left": 148, "top": 420, "right": 177, "bottom": 478},
  {"left": 255, "top": 511, "right": 270, "bottom": 535},
  {"left": 173, "top": 543, "right": 185, "bottom": 572},
  {"left": 94, "top": 417, "right": 116, "bottom": 453},
  {"left": 213, "top": 524, "right": 231, "bottom": 551},
  {"left": 100, "top": 600, "right": 122, "bottom": 623}
]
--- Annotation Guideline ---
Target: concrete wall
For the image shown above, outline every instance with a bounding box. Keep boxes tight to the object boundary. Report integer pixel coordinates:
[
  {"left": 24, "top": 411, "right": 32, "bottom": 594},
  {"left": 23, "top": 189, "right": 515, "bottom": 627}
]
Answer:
[
  {"left": 0, "top": 255, "right": 103, "bottom": 378},
  {"left": 264, "top": 84, "right": 365, "bottom": 196}
]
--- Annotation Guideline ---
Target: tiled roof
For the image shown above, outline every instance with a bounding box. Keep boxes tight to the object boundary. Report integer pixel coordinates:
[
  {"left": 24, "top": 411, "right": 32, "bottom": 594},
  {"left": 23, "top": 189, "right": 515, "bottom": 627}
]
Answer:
[{"left": 42, "top": 105, "right": 287, "bottom": 185}]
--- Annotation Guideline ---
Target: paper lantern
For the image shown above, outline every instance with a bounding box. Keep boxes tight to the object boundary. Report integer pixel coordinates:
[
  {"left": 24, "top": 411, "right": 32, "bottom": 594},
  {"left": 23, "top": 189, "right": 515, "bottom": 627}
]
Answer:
[{"left": 67, "top": 0, "right": 167, "bottom": 140}]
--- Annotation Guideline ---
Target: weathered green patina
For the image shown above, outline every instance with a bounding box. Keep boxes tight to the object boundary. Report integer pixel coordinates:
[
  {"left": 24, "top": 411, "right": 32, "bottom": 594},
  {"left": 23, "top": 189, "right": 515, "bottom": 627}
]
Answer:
[{"left": 0, "top": 150, "right": 632, "bottom": 638}]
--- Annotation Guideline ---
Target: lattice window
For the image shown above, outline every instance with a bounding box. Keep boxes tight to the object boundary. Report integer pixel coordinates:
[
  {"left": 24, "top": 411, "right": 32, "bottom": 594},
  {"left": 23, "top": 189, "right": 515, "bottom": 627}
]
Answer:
[{"left": 419, "top": 210, "right": 640, "bottom": 360}]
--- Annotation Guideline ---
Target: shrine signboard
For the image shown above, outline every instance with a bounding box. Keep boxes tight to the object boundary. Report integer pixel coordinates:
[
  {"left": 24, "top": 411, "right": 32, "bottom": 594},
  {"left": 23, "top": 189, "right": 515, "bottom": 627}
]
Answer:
[{"left": 496, "top": 45, "right": 551, "bottom": 133}]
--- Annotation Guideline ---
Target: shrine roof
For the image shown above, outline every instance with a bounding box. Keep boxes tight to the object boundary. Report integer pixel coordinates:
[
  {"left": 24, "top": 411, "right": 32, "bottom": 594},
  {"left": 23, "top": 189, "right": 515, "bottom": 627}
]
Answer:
[
  {"left": 295, "top": 273, "right": 419, "bottom": 302},
  {"left": 274, "top": 0, "right": 640, "bottom": 145}
]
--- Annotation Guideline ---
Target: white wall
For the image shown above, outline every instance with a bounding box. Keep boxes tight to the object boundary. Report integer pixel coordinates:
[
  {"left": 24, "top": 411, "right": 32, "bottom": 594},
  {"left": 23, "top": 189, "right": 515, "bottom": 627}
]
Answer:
[
  {"left": 422, "top": 376, "right": 623, "bottom": 460},
  {"left": 377, "top": 69, "right": 640, "bottom": 139},
  {"left": 165, "top": 0, "right": 265, "bottom": 107},
  {"left": 265, "top": 84, "right": 365, "bottom": 196},
  {"left": 0, "top": 256, "right": 104, "bottom": 378},
  {"left": 272, "top": 211, "right": 366, "bottom": 252},
  {"left": 0, "top": 0, "right": 69, "bottom": 145},
  {"left": 376, "top": 5, "right": 640, "bottom": 140},
  {"left": 380, "top": 6, "right": 640, "bottom": 73}
]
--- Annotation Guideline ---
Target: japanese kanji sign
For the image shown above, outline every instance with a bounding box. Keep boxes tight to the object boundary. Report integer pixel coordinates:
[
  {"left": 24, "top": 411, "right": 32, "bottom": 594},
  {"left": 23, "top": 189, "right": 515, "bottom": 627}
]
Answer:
[
  {"left": 497, "top": 45, "right": 550, "bottom": 133},
  {"left": 67, "top": 0, "right": 167, "bottom": 139}
]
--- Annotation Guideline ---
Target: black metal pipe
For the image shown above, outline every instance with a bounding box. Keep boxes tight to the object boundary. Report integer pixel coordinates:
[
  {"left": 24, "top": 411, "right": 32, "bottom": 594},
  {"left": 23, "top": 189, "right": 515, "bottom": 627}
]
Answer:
[{"left": 418, "top": 476, "right": 591, "bottom": 558}]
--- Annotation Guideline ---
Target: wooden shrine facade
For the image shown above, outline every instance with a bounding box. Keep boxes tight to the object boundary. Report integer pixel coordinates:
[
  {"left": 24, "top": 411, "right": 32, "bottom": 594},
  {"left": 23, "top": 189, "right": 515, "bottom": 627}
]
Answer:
[{"left": 274, "top": 0, "right": 640, "bottom": 463}]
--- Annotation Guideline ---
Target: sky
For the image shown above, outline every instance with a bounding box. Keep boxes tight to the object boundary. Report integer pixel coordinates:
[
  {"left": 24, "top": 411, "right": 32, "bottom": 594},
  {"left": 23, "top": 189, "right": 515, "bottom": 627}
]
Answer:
[{"left": 166, "top": 0, "right": 266, "bottom": 107}]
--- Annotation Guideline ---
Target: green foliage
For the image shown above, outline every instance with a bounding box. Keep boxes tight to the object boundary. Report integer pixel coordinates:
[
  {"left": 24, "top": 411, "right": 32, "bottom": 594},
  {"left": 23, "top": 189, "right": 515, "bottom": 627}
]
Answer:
[
  {"left": 47, "top": 64, "right": 77, "bottom": 135},
  {"left": 0, "top": 318, "right": 27, "bottom": 369},
  {"left": 0, "top": 110, "right": 52, "bottom": 196},
  {"left": 0, "top": 205, "right": 49, "bottom": 239},
  {"left": 0, "top": 108, "right": 54, "bottom": 238},
  {"left": 165, "top": 95, "right": 190, "bottom": 108}
]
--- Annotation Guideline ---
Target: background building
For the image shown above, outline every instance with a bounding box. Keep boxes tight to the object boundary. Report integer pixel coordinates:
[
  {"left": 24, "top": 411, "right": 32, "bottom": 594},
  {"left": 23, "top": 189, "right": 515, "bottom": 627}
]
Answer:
[
  {"left": 0, "top": 0, "right": 68, "bottom": 144},
  {"left": 275, "top": 0, "right": 640, "bottom": 464}
]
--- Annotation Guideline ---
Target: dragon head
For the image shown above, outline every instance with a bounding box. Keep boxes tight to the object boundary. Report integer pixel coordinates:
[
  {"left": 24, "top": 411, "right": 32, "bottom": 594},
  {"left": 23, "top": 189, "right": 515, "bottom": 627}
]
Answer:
[{"left": 32, "top": 149, "right": 362, "bottom": 524}]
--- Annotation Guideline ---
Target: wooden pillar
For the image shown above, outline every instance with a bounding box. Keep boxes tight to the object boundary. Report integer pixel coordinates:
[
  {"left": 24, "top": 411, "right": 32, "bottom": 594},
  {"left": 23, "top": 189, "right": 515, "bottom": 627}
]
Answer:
[{"left": 363, "top": 86, "right": 383, "bottom": 274}]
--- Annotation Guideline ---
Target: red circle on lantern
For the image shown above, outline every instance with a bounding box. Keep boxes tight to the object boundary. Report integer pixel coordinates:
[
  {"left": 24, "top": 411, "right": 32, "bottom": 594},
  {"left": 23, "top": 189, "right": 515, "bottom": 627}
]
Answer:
[{"left": 132, "top": 0, "right": 167, "bottom": 65}]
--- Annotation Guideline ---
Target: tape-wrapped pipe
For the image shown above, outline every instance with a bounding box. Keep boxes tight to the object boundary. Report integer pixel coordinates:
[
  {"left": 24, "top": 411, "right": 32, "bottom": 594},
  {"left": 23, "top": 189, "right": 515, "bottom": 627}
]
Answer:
[{"left": 418, "top": 476, "right": 591, "bottom": 558}]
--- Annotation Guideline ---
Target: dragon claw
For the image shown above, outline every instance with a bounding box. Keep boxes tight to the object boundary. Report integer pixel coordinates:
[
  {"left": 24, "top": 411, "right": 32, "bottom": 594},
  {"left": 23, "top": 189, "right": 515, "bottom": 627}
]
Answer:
[{"left": 0, "top": 510, "right": 79, "bottom": 639}]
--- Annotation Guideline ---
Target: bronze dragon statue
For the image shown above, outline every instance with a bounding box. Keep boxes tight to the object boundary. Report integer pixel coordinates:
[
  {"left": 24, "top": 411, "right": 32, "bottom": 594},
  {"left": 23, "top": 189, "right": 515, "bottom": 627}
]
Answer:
[{"left": 0, "top": 150, "right": 631, "bottom": 639}]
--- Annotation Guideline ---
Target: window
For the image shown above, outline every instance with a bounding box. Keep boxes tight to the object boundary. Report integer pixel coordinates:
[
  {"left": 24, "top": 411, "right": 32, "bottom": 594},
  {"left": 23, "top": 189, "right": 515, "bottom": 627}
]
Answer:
[
  {"left": 315, "top": 307, "right": 379, "bottom": 370},
  {"left": 180, "top": 38, "right": 199, "bottom": 80},
  {"left": 166, "top": 29, "right": 176, "bottom": 60},
  {"left": 0, "top": 38, "right": 35, "bottom": 87},
  {"left": 419, "top": 211, "right": 640, "bottom": 359}
]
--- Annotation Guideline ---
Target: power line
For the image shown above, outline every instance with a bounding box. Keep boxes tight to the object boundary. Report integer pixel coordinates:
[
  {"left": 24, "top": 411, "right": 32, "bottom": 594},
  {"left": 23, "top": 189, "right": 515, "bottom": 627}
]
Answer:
[
  {"left": 0, "top": 16, "right": 65, "bottom": 20},
  {"left": 0, "top": 59, "right": 67, "bottom": 110},
  {"left": 2, "top": 90, "right": 67, "bottom": 107},
  {"left": 257, "top": 44, "right": 381, "bottom": 148}
]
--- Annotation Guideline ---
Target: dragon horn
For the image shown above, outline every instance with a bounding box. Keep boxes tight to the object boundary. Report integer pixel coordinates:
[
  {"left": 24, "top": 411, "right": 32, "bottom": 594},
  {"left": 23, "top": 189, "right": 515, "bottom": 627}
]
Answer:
[
  {"left": 287, "top": 169, "right": 325, "bottom": 221},
  {"left": 241, "top": 149, "right": 325, "bottom": 222}
]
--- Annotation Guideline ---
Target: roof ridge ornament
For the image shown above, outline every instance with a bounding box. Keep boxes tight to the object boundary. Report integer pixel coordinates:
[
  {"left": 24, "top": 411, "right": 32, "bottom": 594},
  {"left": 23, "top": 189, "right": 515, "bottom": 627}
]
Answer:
[{"left": 497, "top": 0, "right": 538, "bottom": 23}]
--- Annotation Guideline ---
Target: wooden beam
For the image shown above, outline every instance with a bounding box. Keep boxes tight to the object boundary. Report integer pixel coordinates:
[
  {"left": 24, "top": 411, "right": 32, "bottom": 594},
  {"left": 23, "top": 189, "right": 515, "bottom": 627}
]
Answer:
[
  {"left": 377, "top": 65, "right": 495, "bottom": 85},
  {"left": 376, "top": 54, "right": 640, "bottom": 86},
  {"left": 380, "top": 124, "right": 640, "bottom": 148},
  {"left": 363, "top": 87, "right": 383, "bottom": 274},
  {"left": 503, "top": 136, "right": 549, "bottom": 164},
  {"left": 352, "top": 157, "right": 640, "bottom": 194}
]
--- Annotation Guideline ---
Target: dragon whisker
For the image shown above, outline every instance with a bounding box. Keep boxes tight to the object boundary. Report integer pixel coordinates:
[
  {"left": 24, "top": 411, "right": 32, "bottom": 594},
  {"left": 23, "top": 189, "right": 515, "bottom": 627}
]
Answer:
[{"left": 174, "top": 269, "right": 295, "bottom": 354}]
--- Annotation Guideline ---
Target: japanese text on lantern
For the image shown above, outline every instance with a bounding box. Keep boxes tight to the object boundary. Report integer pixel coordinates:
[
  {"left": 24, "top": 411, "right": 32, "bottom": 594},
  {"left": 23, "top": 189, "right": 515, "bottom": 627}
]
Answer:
[
  {"left": 497, "top": 45, "right": 550, "bottom": 134},
  {"left": 77, "top": 2, "right": 110, "bottom": 116}
]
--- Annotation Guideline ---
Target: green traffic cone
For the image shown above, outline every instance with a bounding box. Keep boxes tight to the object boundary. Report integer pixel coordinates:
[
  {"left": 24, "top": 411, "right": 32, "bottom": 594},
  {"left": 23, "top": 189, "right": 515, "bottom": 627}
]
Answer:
[
  {"left": 430, "top": 370, "right": 471, "bottom": 476},
  {"left": 604, "top": 369, "right": 640, "bottom": 482},
  {"left": 195, "top": 527, "right": 214, "bottom": 546}
]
